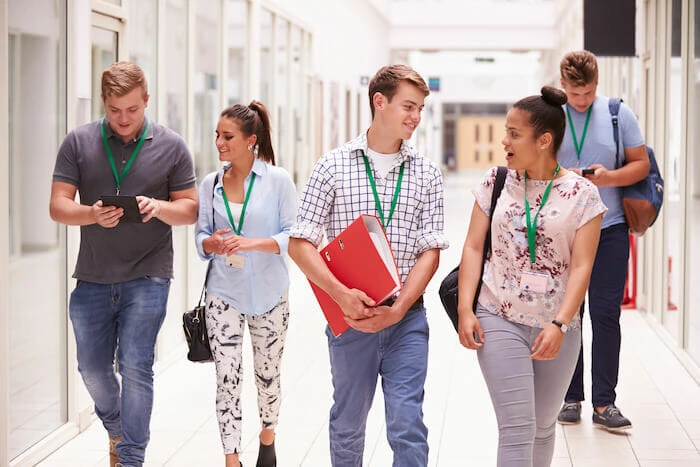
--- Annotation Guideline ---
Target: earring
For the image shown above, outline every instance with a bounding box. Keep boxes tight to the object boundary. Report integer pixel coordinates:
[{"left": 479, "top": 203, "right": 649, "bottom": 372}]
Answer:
[
  {"left": 253, "top": 145, "right": 259, "bottom": 158},
  {"left": 247, "top": 144, "right": 253, "bottom": 152}
]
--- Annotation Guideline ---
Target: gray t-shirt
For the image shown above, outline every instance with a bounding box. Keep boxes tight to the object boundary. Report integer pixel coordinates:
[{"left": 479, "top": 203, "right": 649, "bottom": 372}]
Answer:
[{"left": 52, "top": 118, "right": 196, "bottom": 283}]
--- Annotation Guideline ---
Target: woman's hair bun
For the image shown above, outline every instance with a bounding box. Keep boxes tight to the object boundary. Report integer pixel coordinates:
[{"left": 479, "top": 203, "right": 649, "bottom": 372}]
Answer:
[{"left": 541, "top": 86, "right": 568, "bottom": 106}]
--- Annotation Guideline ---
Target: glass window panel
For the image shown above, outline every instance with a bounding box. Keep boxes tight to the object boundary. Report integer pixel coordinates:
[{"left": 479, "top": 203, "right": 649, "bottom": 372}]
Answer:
[
  {"left": 8, "top": 0, "right": 67, "bottom": 459},
  {"left": 128, "top": 0, "right": 158, "bottom": 120},
  {"left": 665, "top": 0, "right": 682, "bottom": 339},
  {"left": 226, "top": 0, "right": 247, "bottom": 107},
  {"left": 164, "top": 0, "right": 187, "bottom": 136},
  {"left": 259, "top": 9, "right": 273, "bottom": 106},
  {"left": 276, "top": 18, "right": 289, "bottom": 166},
  {"left": 193, "top": 0, "right": 222, "bottom": 179},
  {"left": 291, "top": 25, "right": 303, "bottom": 180},
  {"left": 688, "top": 0, "right": 700, "bottom": 364},
  {"left": 91, "top": 26, "right": 118, "bottom": 120}
]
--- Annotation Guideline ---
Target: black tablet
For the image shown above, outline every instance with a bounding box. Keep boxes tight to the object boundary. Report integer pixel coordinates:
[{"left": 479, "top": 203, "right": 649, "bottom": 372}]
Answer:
[{"left": 100, "top": 195, "right": 144, "bottom": 223}]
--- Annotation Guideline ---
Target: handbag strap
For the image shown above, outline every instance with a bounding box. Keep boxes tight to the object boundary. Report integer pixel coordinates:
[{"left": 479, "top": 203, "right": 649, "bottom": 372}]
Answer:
[
  {"left": 198, "top": 172, "right": 220, "bottom": 306},
  {"left": 472, "top": 166, "right": 508, "bottom": 312}
]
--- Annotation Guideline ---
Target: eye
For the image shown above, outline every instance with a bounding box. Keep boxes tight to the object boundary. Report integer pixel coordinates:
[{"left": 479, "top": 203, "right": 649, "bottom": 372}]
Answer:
[{"left": 224, "top": 136, "right": 233, "bottom": 141}]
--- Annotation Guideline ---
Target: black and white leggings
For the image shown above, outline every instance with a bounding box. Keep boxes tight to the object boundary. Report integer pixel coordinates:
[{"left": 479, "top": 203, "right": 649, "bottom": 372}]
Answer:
[{"left": 205, "top": 292, "right": 289, "bottom": 454}]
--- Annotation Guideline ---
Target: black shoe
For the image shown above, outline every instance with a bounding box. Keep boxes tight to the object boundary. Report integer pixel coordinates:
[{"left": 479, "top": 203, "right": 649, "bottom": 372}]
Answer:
[
  {"left": 256, "top": 440, "right": 276, "bottom": 467},
  {"left": 592, "top": 405, "right": 632, "bottom": 432},
  {"left": 557, "top": 402, "right": 582, "bottom": 425}
]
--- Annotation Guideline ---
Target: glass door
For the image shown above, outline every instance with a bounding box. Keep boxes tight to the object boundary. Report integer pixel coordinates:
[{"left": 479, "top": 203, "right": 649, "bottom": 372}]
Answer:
[{"left": 91, "top": 12, "right": 123, "bottom": 120}]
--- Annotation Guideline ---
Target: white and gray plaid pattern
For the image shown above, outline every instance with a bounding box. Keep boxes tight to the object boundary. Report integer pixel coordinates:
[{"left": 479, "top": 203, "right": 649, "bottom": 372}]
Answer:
[{"left": 290, "top": 132, "right": 449, "bottom": 282}]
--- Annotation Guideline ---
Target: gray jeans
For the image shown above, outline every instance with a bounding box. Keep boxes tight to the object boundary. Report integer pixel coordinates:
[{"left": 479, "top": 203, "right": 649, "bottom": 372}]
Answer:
[{"left": 476, "top": 307, "right": 580, "bottom": 467}]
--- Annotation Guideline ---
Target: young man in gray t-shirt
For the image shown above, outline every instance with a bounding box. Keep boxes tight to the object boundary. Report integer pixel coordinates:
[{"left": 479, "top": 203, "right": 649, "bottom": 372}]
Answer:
[{"left": 50, "top": 61, "right": 197, "bottom": 467}]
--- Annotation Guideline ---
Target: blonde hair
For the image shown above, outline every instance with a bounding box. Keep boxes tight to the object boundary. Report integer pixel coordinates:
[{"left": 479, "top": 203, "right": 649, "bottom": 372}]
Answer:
[
  {"left": 101, "top": 61, "right": 148, "bottom": 99},
  {"left": 560, "top": 50, "right": 599, "bottom": 87},
  {"left": 368, "top": 64, "right": 430, "bottom": 118}
]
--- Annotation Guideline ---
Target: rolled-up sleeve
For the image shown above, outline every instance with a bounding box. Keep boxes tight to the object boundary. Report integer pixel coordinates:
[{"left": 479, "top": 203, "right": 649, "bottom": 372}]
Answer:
[
  {"left": 271, "top": 170, "right": 298, "bottom": 255},
  {"left": 289, "top": 160, "right": 335, "bottom": 248},
  {"left": 195, "top": 173, "right": 217, "bottom": 261},
  {"left": 416, "top": 166, "right": 450, "bottom": 254}
]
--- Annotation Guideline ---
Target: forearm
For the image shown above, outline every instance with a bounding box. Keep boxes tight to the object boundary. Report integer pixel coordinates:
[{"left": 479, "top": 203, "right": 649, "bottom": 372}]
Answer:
[
  {"left": 556, "top": 265, "right": 592, "bottom": 325},
  {"left": 610, "top": 158, "right": 650, "bottom": 187},
  {"left": 49, "top": 197, "right": 95, "bottom": 226},
  {"left": 155, "top": 198, "right": 198, "bottom": 226},
  {"left": 392, "top": 249, "right": 440, "bottom": 314},
  {"left": 457, "top": 244, "right": 486, "bottom": 316},
  {"left": 251, "top": 238, "right": 281, "bottom": 254}
]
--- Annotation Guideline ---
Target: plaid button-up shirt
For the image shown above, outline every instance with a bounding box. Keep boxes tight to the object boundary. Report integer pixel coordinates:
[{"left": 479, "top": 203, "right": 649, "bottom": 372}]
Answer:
[{"left": 290, "top": 132, "right": 449, "bottom": 282}]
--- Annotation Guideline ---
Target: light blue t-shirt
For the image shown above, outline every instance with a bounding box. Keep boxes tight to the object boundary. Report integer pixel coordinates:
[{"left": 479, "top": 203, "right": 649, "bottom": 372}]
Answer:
[
  {"left": 559, "top": 95, "right": 645, "bottom": 229},
  {"left": 195, "top": 158, "right": 298, "bottom": 315}
]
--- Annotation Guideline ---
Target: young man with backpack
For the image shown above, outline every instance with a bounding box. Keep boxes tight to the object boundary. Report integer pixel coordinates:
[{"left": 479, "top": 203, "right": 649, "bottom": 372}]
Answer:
[{"left": 556, "top": 50, "right": 650, "bottom": 431}]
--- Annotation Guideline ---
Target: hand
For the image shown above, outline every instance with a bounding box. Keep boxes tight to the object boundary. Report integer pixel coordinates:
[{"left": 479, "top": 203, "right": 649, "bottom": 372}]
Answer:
[
  {"left": 345, "top": 303, "right": 402, "bottom": 333},
  {"left": 458, "top": 310, "right": 484, "bottom": 349},
  {"left": 336, "top": 289, "right": 376, "bottom": 321},
  {"left": 578, "top": 164, "right": 610, "bottom": 187},
  {"left": 226, "top": 235, "right": 258, "bottom": 254},
  {"left": 91, "top": 200, "right": 123, "bottom": 228},
  {"left": 203, "top": 228, "right": 234, "bottom": 256},
  {"left": 530, "top": 324, "right": 564, "bottom": 360},
  {"left": 137, "top": 195, "right": 162, "bottom": 222}
]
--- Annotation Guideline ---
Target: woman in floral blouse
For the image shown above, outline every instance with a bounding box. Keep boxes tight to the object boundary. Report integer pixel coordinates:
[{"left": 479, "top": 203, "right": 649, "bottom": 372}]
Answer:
[{"left": 457, "top": 86, "right": 607, "bottom": 467}]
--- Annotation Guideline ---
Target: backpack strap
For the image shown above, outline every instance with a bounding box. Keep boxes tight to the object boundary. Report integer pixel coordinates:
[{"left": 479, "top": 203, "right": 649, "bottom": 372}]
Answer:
[
  {"left": 609, "top": 98, "right": 623, "bottom": 169},
  {"left": 483, "top": 166, "right": 508, "bottom": 261}
]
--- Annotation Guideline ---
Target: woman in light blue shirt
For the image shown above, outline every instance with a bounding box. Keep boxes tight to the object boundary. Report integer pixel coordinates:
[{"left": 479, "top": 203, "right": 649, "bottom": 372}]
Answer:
[{"left": 195, "top": 101, "right": 297, "bottom": 467}]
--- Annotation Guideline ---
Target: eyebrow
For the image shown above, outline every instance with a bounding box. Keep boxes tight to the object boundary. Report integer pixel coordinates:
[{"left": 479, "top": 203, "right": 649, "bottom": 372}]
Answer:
[{"left": 402, "top": 99, "right": 423, "bottom": 108}]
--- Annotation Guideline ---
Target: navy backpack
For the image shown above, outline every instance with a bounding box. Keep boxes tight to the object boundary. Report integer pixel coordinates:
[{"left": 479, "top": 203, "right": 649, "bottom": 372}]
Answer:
[{"left": 609, "top": 98, "right": 664, "bottom": 235}]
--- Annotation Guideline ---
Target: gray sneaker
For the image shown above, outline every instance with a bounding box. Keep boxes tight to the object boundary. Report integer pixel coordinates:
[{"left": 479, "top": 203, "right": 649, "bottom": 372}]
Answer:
[
  {"left": 557, "top": 402, "right": 582, "bottom": 425},
  {"left": 592, "top": 405, "right": 632, "bottom": 432}
]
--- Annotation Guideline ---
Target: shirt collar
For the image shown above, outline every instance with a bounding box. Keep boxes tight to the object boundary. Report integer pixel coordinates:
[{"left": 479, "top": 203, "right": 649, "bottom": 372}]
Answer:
[
  {"left": 346, "top": 130, "right": 416, "bottom": 162},
  {"left": 218, "top": 158, "right": 268, "bottom": 182},
  {"left": 102, "top": 117, "right": 153, "bottom": 143}
]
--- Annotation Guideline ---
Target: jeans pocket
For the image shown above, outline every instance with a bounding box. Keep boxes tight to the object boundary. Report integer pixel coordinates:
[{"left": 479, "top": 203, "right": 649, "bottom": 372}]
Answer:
[{"left": 144, "top": 275, "right": 170, "bottom": 285}]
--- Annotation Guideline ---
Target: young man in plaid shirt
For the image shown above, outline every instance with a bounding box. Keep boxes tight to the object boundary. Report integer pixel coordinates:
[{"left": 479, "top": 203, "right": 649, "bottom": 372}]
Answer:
[{"left": 289, "top": 64, "right": 448, "bottom": 467}]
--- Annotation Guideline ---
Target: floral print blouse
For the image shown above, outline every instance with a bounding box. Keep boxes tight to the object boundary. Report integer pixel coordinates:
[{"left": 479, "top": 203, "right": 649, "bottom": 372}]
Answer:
[{"left": 472, "top": 167, "right": 608, "bottom": 330}]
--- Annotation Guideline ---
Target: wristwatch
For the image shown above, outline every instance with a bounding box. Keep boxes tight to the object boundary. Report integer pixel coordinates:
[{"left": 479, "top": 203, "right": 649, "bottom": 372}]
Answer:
[{"left": 551, "top": 319, "right": 568, "bottom": 334}]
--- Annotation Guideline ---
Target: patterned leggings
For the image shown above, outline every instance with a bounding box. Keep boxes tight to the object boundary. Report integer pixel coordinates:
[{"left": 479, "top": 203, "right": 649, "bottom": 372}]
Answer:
[{"left": 205, "top": 292, "right": 289, "bottom": 454}]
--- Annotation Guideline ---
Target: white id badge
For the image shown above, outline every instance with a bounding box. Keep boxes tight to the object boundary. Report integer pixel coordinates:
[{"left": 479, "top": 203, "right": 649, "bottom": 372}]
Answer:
[
  {"left": 226, "top": 254, "right": 245, "bottom": 269},
  {"left": 520, "top": 271, "right": 550, "bottom": 294}
]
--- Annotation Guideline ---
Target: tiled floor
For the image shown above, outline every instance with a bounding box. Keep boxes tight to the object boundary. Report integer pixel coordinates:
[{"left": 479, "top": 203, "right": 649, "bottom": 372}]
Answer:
[{"left": 36, "top": 170, "right": 700, "bottom": 466}]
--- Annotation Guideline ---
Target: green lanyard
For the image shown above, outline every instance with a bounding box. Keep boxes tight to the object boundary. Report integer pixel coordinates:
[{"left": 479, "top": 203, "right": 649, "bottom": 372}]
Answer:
[
  {"left": 221, "top": 172, "right": 256, "bottom": 235},
  {"left": 101, "top": 120, "right": 151, "bottom": 195},
  {"left": 361, "top": 151, "right": 404, "bottom": 229},
  {"left": 566, "top": 106, "right": 592, "bottom": 161},
  {"left": 524, "top": 163, "right": 560, "bottom": 264}
]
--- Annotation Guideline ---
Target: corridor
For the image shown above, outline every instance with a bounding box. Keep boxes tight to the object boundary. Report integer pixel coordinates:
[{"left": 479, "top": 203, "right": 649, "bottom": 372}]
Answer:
[{"left": 37, "top": 170, "right": 700, "bottom": 467}]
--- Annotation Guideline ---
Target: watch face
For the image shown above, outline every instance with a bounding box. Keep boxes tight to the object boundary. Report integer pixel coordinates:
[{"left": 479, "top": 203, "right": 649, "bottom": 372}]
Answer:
[{"left": 561, "top": 323, "right": 568, "bottom": 333}]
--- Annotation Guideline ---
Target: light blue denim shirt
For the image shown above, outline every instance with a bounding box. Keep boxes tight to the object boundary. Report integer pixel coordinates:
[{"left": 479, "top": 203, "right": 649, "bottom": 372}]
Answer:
[{"left": 195, "top": 159, "right": 298, "bottom": 315}]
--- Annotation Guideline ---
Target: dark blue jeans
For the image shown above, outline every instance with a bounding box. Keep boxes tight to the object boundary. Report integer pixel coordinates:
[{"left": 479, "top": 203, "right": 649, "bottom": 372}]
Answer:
[
  {"left": 69, "top": 277, "right": 170, "bottom": 467},
  {"left": 326, "top": 306, "right": 429, "bottom": 467},
  {"left": 564, "top": 223, "right": 629, "bottom": 408}
]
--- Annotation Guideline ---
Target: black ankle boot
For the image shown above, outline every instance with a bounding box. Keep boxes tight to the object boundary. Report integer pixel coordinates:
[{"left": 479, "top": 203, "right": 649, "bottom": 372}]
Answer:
[{"left": 256, "top": 440, "right": 276, "bottom": 467}]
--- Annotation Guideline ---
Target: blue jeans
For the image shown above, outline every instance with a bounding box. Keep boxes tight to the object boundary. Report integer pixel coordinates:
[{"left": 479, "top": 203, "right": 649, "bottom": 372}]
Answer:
[
  {"left": 69, "top": 277, "right": 170, "bottom": 467},
  {"left": 565, "top": 223, "right": 629, "bottom": 408},
  {"left": 326, "top": 306, "right": 429, "bottom": 467}
]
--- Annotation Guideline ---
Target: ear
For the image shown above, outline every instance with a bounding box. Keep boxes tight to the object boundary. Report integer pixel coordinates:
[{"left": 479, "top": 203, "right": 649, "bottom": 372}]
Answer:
[
  {"left": 539, "top": 132, "right": 553, "bottom": 149},
  {"left": 143, "top": 93, "right": 150, "bottom": 107},
  {"left": 248, "top": 134, "right": 258, "bottom": 147},
  {"left": 372, "top": 92, "right": 386, "bottom": 113}
]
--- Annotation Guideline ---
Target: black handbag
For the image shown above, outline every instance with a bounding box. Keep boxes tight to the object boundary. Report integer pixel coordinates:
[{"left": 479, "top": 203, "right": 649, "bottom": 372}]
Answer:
[
  {"left": 183, "top": 273, "right": 213, "bottom": 362},
  {"left": 182, "top": 173, "right": 219, "bottom": 362},
  {"left": 439, "top": 166, "right": 508, "bottom": 332}
]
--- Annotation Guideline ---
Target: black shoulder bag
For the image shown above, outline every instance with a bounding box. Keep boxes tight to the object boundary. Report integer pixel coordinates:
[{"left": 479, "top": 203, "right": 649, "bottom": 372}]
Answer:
[
  {"left": 182, "top": 173, "right": 219, "bottom": 362},
  {"left": 439, "top": 166, "right": 508, "bottom": 332}
]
